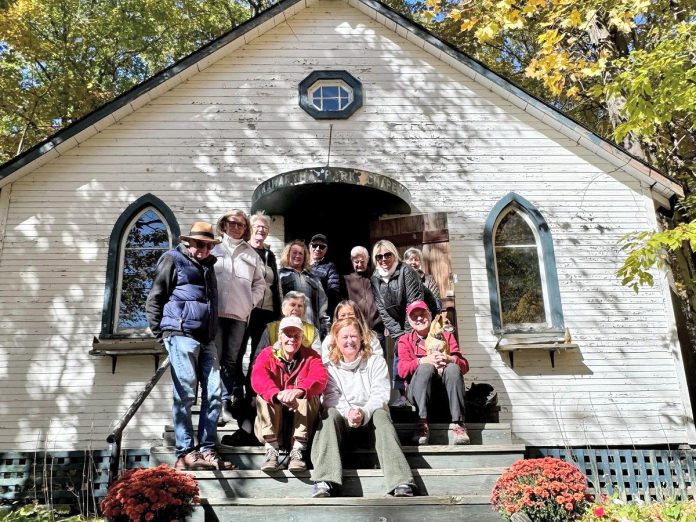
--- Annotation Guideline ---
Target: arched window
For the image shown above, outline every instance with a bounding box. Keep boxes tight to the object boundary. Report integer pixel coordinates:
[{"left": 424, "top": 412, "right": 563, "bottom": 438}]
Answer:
[
  {"left": 101, "top": 194, "right": 179, "bottom": 337},
  {"left": 484, "top": 193, "right": 564, "bottom": 333}
]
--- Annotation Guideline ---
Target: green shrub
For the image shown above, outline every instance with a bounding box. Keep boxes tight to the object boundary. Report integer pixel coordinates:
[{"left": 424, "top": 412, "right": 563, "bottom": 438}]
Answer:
[
  {"left": 580, "top": 497, "right": 696, "bottom": 521},
  {"left": 0, "top": 503, "right": 103, "bottom": 522}
]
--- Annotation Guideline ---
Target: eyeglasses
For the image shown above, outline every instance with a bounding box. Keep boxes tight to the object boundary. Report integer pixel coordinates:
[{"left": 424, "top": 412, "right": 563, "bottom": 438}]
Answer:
[
  {"left": 375, "top": 252, "right": 394, "bottom": 261},
  {"left": 310, "top": 243, "right": 327, "bottom": 250},
  {"left": 225, "top": 220, "right": 246, "bottom": 229},
  {"left": 254, "top": 225, "right": 269, "bottom": 231}
]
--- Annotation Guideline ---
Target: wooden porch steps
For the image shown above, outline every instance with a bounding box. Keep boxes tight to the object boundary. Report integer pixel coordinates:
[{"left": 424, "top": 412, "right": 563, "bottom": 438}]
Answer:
[{"left": 154, "top": 421, "right": 519, "bottom": 521}]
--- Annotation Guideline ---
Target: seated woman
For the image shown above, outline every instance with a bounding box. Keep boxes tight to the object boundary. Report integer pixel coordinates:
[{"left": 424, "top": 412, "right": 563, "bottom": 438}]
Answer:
[
  {"left": 256, "top": 291, "right": 322, "bottom": 355},
  {"left": 320, "top": 300, "right": 383, "bottom": 364},
  {"left": 310, "top": 318, "right": 416, "bottom": 498},
  {"left": 397, "top": 300, "right": 470, "bottom": 446},
  {"left": 251, "top": 316, "right": 328, "bottom": 472}
]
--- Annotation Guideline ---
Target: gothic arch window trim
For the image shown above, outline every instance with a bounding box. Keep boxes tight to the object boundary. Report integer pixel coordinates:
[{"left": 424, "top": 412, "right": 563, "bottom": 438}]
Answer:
[
  {"left": 100, "top": 193, "right": 180, "bottom": 337},
  {"left": 484, "top": 192, "right": 564, "bottom": 333}
]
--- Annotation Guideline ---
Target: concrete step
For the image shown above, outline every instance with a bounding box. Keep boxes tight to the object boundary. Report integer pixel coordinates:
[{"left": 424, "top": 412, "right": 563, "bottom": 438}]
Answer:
[
  {"left": 151, "top": 444, "right": 525, "bottom": 470},
  {"left": 164, "top": 422, "right": 512, "bottom": 446},
  {"left": 194, "top": 495, "right": 502, "bottom": 521},
  {"left": 182, "top": 467, "right": 505, "bottom": 499}
]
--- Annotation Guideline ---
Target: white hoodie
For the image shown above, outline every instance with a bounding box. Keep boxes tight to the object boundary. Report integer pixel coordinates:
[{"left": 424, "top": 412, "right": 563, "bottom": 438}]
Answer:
[{"left": 322, "top": 354, "right": 390, "bottom": 426}]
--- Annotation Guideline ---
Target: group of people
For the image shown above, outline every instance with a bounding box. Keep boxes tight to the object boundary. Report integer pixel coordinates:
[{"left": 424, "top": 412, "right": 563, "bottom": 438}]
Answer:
[{"left": 145, "top": 210, "right": 470, "bottom": 498}]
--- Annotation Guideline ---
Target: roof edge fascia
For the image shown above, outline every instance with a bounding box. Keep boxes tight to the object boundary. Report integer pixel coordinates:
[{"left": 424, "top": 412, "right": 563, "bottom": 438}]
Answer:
[
  {"left": 0, "top": 0, "right": 306, "bottom": 188},
  {"left": 349, "top": 0, "right": 683, "bottom": 201}
]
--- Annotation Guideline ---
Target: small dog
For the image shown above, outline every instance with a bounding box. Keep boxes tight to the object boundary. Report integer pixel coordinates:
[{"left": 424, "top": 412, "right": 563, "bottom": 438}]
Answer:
[{"left": 425, "top": 313, "right": 454, "bottom": 375}]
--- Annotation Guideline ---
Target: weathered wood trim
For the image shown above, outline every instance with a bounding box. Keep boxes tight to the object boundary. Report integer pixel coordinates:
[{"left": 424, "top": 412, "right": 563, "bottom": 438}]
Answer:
[
  {"left": 0, "top": 184, "right": 11, "bottom": 259},
  {"left": 483, "top": 192, "right": 564, "bottom": 333},
  {"left": 100, "top": 194, "right": 180, "bottom": 336}
]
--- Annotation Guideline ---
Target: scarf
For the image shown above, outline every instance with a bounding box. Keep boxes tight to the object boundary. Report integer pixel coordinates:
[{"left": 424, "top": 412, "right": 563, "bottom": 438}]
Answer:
[{"left": 377, "top": 262, "right": 398, "bottom": 283}]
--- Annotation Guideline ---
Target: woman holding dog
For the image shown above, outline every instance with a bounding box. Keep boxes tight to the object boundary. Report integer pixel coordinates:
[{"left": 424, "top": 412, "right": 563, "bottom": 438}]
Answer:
[
  {"left": 310, "top": 318, "right": 415, "bottom": 498},
  {"left": 397, "top": 300, "right": 470, "bottom": 446}
]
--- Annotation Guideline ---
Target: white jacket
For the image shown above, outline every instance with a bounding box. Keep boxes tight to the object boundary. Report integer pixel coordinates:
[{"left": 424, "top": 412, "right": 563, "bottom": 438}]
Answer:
[
  {"left": 212, "top": 235, "right": 266, "bottom": 321},
  {"left": 323, "top": 355, "right": 390, "bottom": 426}
]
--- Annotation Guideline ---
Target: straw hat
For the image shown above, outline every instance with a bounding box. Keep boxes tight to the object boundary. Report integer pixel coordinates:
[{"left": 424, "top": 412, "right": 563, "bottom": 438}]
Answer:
[{"left": 180, "top": 222, "right": 221, "bottom": 244}]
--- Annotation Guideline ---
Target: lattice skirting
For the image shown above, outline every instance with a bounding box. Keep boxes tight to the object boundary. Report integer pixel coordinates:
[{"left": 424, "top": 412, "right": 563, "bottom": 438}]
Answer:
[
  {"left": 0, "top": 449, "right": 150, "bottom": 504},
  {"left": 530, "top": 447, "right": 696, "bottom": 502}
]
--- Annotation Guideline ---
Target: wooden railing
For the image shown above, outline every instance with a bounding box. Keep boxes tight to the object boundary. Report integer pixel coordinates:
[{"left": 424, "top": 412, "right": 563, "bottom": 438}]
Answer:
[{"left": 106, "top": 357, "right": 171, "bottom": 485}]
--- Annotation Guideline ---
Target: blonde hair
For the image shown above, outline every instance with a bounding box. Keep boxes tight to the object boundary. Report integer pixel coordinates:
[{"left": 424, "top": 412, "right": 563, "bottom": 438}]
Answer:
[
  {"left": 371, "top": 240, "right": 400, "bottom": 265},
  {"left": 216, "top": 209, "right": 251, "bottom": 241},
  {"left": 328, "top": 318, "right": 373, "bottom": 365},
  {"left": 333, "top": 300, "right": 376, "bottom": 344},
  {"left": 280, "top": 240, "right": 310, "bottom": 271}
]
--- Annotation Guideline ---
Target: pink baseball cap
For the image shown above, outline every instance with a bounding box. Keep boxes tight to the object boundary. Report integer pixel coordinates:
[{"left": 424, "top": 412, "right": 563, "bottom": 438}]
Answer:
[
  {"left": 279, "top": 316, "right": 303, "bottom": 332},
  {"left": 406, "top": 300, "right": 429, "bottom": 316}
]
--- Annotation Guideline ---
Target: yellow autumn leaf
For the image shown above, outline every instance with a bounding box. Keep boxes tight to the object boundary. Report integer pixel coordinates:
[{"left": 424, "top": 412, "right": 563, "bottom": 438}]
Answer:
[
  {"left": 460, "top": 17, "right": 479, "bottom": 31},
  {"left": 449, "top": 8, "right": 462, "bottom": 21},
  {"left": 566, "top": 85, "right": 580, "bottom": 97},
  {"left": 475, "top": 22, "right": 500, "bottom": 43},
  {"left": 503, "top": 10, "right": 525, "bottom": 29},
  {"left": 565, "top": 9, "right": 583, "bottom": 28}
]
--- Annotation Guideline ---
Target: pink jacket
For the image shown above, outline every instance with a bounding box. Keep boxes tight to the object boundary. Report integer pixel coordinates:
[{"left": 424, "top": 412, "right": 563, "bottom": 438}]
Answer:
[
  {"left": 251, "top": 345, "right": 328, "bottom": 403},
  {"left": 397, "top": 330, "right": 469, "bottom": 380}
]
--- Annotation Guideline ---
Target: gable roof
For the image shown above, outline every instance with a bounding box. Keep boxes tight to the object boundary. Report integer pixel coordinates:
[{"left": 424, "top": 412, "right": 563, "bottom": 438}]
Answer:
[{"left": 0, "top": 0, "right": 683, "bottom": 205}]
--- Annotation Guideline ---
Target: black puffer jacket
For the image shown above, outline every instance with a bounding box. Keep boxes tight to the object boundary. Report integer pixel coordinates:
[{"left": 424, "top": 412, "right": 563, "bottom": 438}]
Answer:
[{"left": 371, "top": 262, "right": 423, "bottom": 338}]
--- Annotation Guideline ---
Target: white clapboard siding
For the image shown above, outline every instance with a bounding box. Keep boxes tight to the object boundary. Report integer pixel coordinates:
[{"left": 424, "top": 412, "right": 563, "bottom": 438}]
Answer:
[{"left": 0, "top": 0, "right": 691, "bottom": 451}]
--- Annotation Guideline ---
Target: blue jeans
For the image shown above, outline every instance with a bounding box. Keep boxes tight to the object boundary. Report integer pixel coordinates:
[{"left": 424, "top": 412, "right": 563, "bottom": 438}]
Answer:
[{"left": 164, "top": 336, "right": 221, "bottom": 457}]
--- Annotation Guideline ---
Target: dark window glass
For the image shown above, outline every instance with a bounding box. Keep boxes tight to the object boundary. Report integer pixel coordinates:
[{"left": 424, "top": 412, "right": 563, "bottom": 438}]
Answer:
[
  {"left": 117, "top": 209, "right": 170, "bottom": 331},
  {"left": 322, "top": 86, "right": 338, "bottom": 98},
  {"left": 323, "top": 98, "right": 339, "bottom": 111},
  {"left": 495, "top": 210, "right": 545, "bottom": 326}
]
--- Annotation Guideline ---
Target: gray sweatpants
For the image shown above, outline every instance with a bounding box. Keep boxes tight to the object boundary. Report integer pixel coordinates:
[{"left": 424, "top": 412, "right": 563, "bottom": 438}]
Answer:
[
  {"left": 311, "top": 407, "right": 414, "bottom": 493},
  {"left": 407, "top": 363, "right": 465, "bottom": 422}
]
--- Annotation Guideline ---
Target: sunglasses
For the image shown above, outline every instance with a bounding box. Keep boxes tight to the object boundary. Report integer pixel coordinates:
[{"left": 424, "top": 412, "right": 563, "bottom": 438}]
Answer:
[
  {"left": 375, "top": 252, "right": 394, "bottom": 261},
  {"left": 189, "top": 239, "right": 214, "bottom": 250},
  {"left": 310, "top": 243, "right": 327, "bottom": 250},
  {"left": 225, "top": 220, "right": 246, "bottom": 229}
]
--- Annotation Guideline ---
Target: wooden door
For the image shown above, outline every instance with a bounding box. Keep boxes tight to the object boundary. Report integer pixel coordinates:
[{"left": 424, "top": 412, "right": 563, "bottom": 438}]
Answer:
[{"left": 369, "top": 213, "right": 457, "bottom": 337}]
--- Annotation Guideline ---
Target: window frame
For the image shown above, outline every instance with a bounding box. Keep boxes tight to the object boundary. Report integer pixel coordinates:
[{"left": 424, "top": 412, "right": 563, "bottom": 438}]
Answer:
[
  {"left": 484, "top": 193, "right": 564, "bottom": 334},
  {"left": 100, "top": 194, "right": 180, "bottom": 338},
  {"left": 299, "top": 70, "right": 363, "bottom": 120}
]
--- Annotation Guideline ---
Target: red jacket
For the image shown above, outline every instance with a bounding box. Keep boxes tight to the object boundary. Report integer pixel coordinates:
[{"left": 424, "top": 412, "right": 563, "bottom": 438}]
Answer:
[
  {"left": 251, "top": 345, "right": 328, "bottom": 403},
  {"left": 397, "top": 330, "right": 469, "bottom": 380}
]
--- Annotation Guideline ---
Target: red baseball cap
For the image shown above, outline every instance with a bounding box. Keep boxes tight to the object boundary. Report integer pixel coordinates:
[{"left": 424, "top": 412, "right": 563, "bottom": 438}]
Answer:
[{"left": 406, "top": 300, "right": 429, "bottom": 316}]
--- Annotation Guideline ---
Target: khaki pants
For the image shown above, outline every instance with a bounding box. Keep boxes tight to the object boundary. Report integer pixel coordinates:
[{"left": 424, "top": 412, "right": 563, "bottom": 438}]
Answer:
[{"left": 254, "top": 395, "right": 321, "bottom": 447}]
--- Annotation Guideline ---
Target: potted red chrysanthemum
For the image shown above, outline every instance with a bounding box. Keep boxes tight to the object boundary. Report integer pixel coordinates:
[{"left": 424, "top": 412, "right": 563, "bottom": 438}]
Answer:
[
  {"left": 101, "top": 464, "right": 200, "bottom": 522},
  {"left": 491, "top": 457, "right": 592, "bottom": 522}
]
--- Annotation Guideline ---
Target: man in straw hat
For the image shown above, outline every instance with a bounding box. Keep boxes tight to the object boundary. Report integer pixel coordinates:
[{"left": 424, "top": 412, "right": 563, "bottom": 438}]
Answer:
[{"left": 146, "top": 221, "right": 235, "bottom": 470}]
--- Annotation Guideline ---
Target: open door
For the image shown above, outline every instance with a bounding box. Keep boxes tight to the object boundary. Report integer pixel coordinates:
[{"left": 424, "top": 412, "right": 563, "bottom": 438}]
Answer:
[{"left": 369, "top": 213, "right": 457, "bottom": 339}]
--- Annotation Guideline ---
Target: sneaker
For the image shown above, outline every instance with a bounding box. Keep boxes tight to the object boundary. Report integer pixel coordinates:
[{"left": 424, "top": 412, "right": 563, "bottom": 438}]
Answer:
[
  {"left": 288, "top": 448, "right": 307, "bottom": 471},
  {"left": 451, "top": 423, "right": 471, "bottom": 445},
  {"left": 175, "top": 450, "right": 213, "bottom": 470},
  {"left": 311, "top": 481, "right": 333, "bottom": 498},
  {"left": 260, "top": 447, "right": 281, "bottom": 471},
  {"left": 412, "top": 420, "right": 430, "bottom": 445},
  {"left": 392, "top": 484, "right": 414, "bottom": 497},
  {"left": 200, "top": 449, "right": 237, "bottom": 470},
  {"left": 389, "top": 395, "right": 411, "bottom": 408}
]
